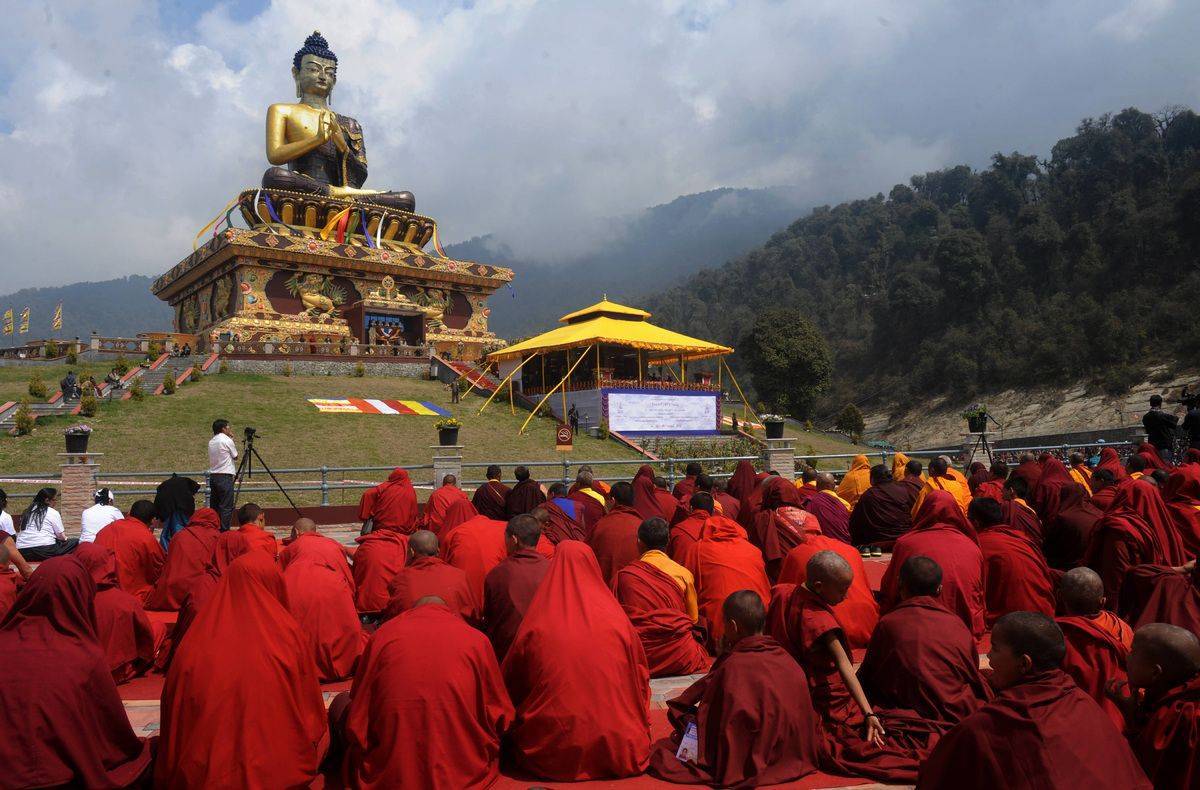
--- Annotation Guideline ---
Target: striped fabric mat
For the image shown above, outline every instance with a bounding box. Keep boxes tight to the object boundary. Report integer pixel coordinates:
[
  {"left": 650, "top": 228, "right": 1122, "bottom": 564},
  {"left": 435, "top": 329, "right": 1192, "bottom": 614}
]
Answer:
[{"left": 307, "top": 398, "right": 451, "bottom": 416}]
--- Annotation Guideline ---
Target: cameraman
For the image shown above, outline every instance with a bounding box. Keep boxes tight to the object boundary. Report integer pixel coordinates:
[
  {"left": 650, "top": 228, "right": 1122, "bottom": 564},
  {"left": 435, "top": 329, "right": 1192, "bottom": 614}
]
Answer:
[
  {"left": 1142, "top": 395, "right": 1179, "bottom": 464},
  {"left": 207, "top": 419, "right": 238, "bottom": 530}
]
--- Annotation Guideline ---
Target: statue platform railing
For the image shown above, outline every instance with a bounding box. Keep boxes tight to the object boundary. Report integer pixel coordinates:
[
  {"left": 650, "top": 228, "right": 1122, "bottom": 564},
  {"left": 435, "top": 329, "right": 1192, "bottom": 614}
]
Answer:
[
  {"left": 217, "top": 338, "right": 431, "bottom": 360},
  {"left": 237, "top": 189, "right": 436, "bottom": 250}
]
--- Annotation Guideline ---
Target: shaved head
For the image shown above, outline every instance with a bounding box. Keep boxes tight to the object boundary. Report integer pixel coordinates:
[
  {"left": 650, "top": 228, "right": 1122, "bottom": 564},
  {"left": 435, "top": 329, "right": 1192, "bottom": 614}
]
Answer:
[
  {"left": 929, "top": 456, "right": 949, "bottom": 476},
  {"left": 993, "top": 612, "right": 1066, "bottom": 671},
  {"left": 904, "top": 459, "right": 923, "bottom": 477},
  {"left": 292, "top": 517, "right": 317, "bottom": 535},
  {"left": 408, "top": 529, "right": 439, "bottom": 557},
  {"left": 413, "top": 595, "right": 446, "bottom": 608},
  {"left": 869, "top": 464, "right": 890, "bottom": 485},
  {"left": 801, "top": 466, "right": 818, "bottom": 484},
  {"left": 505, "top": 514, "right": 542, "bottom": 548},
  {"left": 815, "top": 472, "right": 837, "bottom": 491},
  {"left": 1058, "top": 567, "right": 1104, "bottom": 616},
  {"left": 1133, "top": 623, "right": 1200, "bottom": 689},
  {"left": 807, "top": 549, "right": 852, "bottom": 585},
  {"left": 899, "top": 555, "right": 942, "bottom": 598},
  {"left": 722, "top": 590, "right": 766, "bottom": 635},
  {"left": 442, "top": 474, "right": 458, "bottom": 486}
]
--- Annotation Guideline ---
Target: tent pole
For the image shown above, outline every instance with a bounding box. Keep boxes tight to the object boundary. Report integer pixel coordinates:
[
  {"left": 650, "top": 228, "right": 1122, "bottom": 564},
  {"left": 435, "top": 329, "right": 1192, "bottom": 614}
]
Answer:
[
  {"left": 478, "top": 352, "right": 537, "bottom": 415},
  {"left": 521, "top": 345, "right": 594, "bottom": 434},
  {"left": 721, "top": 358, "right": 760, "bottom": 428}
]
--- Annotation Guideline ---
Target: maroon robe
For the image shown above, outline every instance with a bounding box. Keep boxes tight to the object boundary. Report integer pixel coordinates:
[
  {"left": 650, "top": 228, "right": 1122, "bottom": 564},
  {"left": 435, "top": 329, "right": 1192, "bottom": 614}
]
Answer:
[
  {"left": 1001, "top": 498, "right": 1044, "bottom": 545},
  {"left": 74, "top": 544, "right": 157, "bottom": 685},
  {"left": 1043, "top": 483, "right": 1102, "bottom": 569},
  {"left": 671, "top": 475, "right": 697, "bottom": 501},
  {"left": 505, "top": 478, "right": 547, "bottom": 517},
  {"left": 483, "top": 548, "right": 549, "bottom": 661},
  {"left": 1164, "top": 463, "right": 1200, "bottom": 558},
  {"left": 567, "top": 488, "right": 606, "bottom": 535},
  {"left": 632, "top": 465, "right": 686, "bottom": 523},
  {"left": 849, "top": 479, "right": 916, "bottom": 546},
  {"left": 1086, "top": 480, "right": 1186, "bottom": 607},
  {"left": 978, "top": 525, "right": 1056, "bottom": 626},
  {"left": 714, "top": 491, "right": 740, "bottom": 521},
  {"left": 1011, "top": 459, "right": 1044, "bottom": 490},
  {"left": 1056, "top": 613, "right": 1131, "bottom": 732},
  {"left": 1120, "top": 563, "right": 1200, "bottom": 631},
  {"left": 472, "top": 480, "right": 510, "bottom": 521},
  {"left": 613, "top": 559, "right": 710, "bottom": 678},
  {"left": 1130, "top": 674, "right": 1200, "bottom": 789},
  {"left": 588, "top": 504, "right": 644, "bottom": 584},
  {"left": 539, "top": 499, "right": 588, "bottom": 544},
  {"left": 804, "top": 491, "right": 851, "bottom": 544},
  {"left": 668, "top": 510, "right": 707, "bottom": 565},
  {"left": 352, "top": 530, "right": 409, "bottom": 614},
  {"left": 384, "top": 555, "right": 478, "bottom": 622},
  {"left": 1031, "top": 457, "right": 1075, "bottom": 523}
]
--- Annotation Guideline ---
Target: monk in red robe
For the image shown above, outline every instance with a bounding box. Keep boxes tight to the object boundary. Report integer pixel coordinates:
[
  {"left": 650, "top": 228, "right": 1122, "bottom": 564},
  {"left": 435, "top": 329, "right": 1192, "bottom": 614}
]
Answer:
[
  {"left": 156, "top": 552, "right": 328, "bottom": 789},
  {"left": 472, "top": 464, "right": 510, "bottom": 521},
  {"left": 337, "top": 598, "right": 514, "bottom": 789},
  {"left": 161, "top": 530, "right": 252, "bottom": 671},
  {"left": 1096, "top": 446, "right": 1129, "bottom": 482},
  {"left": 916, "top": 612, "right": 1150, "bottom": 790},
  {"left": 420, "top": 474, "right": 470, "bottom": 536},
  {"left": 858, "top": 556, "right": 990, "bottom": 725},
  {"left": 589, "top": 481, "right": 646, "bottom": 583},
  {"left": 73, "top": 544, "right": 156, "bottom": 684},
  {"left": 1086, "top": 478, "right": 1186, "bottom": 607},
  {"left": 502, "top": 541, "right": 650, "bottom": 780},
  {"left": 682, "top": 513, "right": 770, "bottom": 651},
  {"left": 632, "top": 465, "right": 686, "bottom": 523},
  {"left": 753, "top": 476, "right": 822, "bottom": 579},
  {"left": 484, "top": 514, "right": 550, "bottom": 660},
  {"left": 280, "top": 519, "right": 366, "bottom": 681},
  {"left": 1055, "top": 567, "right": 1133, "bottom": 732},
  {"left": 1164, "top": 462, "right": 1200, "bottom": 558},
  {"left": 711, "top": 479, "right": 741, "bottom": 521},
  {"left": 1119, "top": 623, "right": 1200, "bottom": 789},
  {"left": 532, "top": 483, "right": 588, "bottom": 544},
  {"left": 351, "top": 527, "right": 408, "bottom": 614},
  {"left": 92, "top": 499, "right": 164, "bottom": 603},
  {"left": 671, "top": 462, "right": 703, "bottom": 500},
  {"left": 1044, "top": 482, "right": 1102, "bottom": 569},
  {"left": 1002, "top": 475, "right": 1045, "bottom": 544},
  {"left": 0, "top": 556, "right": 152, "bottom": 787},
  {"left": 649, "top": 591, "right": 821, "bottom": 787},
  {"left": 445, "top": 506, "right": 554, "bottom": 605},
  {"left": 1090, "top": 467, "right": 1120, "bottom": 511},
  {"left": 358, "top": 467, "right": 419, "bottom": 533},
  {"left": 778, "top": 513, "right": 879, "bottom": 650},
  {"left": 144, "top": 507, "right": 221, "bottom": 611},
  {"left": 1032, "top": 456, "right": 1075, "bottom": 524},
  {"left": 1120, "top": 560, "right": 1200, "bottom": 631},
  {"left": 505, "top": 465, "right": 547, "bottom": 517},
  {"left": 970, "top": 497, "right": 1056, "bottom": 625},
  {"left": 669, "top": 492, "right": 712, "bottom": 562},
  {"left": 218, "top": 501, "right": 278, "bottom": 557},
  {"left": 567, "top": 469, "right": 607, "bottom": 533},
  {"left": 972, "top": 460, "right": 1008, "bottom": 502},
  {"left": 726, "top": 459, "right": 758, "bottom": 503},
  {"left": 849, "top": 464, "right": 917, "bottom": 548},
  {"left": 1010, "top": 452, "right": 1044, "bottom": 490},
  {"left": 806, "top": 473, "right": 853, "bottom": 543},
  {"left": 0, "top": 533, "right": 30, "bottom": 621},
  {"left": 613, "top": 517, "right": 709, "bottom": 678},
  {"left": 385, "top": 530, "right": 478, "bottom": 622},
  {"left": 880, "top": 491, "right": 986, "bottom": 639}
]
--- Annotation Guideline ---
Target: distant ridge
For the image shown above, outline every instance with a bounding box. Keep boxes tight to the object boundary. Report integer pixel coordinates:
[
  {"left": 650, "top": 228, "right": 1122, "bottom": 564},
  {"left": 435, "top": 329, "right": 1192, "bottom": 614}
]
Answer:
[{"left": 0, "top": 275, "right": 171, "bottom": 340}]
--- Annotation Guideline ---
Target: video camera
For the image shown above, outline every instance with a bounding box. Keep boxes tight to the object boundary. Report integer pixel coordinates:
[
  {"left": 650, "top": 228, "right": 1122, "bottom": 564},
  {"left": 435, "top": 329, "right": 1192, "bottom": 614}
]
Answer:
[
  {"left": 244, "top": 426, "right": 262, "bottom": 441},
  {"left": 1178, "top": 386, "right": 1200, "bottom": 411}
]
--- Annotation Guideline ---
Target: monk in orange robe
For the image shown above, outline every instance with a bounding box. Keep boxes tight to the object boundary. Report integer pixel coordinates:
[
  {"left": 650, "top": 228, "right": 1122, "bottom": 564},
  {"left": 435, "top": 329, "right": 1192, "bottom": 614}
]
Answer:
[
  {"left": 681, "top": 513, "right": 770, "bottom": 651},
  {"left": 613, "top": 517, "right": 709, "bottom": 678},
  {"left": 385, "top": 530, "right": 478, "bottom": 622},
  {"left": 1054, "top": 567, "right": 1132, "bottom": 732},
  {"left": 420, "top": 474, "right": 470, "bottom": 536},
  {"left": 358, "top": 467, "right": 419, "bottom": 533},
  {"left": 1069, "top": 452, "right": 1094, "bottom": 494},
  {"left": 969, "top": 497, "right": 1056, "bottom": 625},
  {"left": 837, "top": 454, "right": 872, "bottom": 507},
  {"left": 911, "top": 456, "right": 972, "bottom": 515},
  {"left": 93, "top": 499, "right": 164, "bottom": 603},
  {"left": 144, "top": 507, "right": 221, "bottom": 611},
  {"left": 484, "top": 515, "right": 551, "bottom": 661},
  {"left": 216, "top": 502, "right": 278, "bottom": 558},
  {"left": 589, "top": 481, "right": 645, "bottom": 584}
]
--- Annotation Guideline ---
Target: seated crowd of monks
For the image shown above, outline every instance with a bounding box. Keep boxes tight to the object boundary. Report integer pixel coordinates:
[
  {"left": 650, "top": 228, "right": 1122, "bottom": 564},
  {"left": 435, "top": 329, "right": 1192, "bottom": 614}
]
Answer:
[{"left": 3, "top": 446, "right": 1200, "bottom": 788}]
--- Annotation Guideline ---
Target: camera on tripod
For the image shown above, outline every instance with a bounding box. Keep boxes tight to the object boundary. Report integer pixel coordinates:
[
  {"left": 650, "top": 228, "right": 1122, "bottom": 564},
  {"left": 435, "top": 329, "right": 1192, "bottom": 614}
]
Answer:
[
  {"left": 1178, "top": 386, "right": 1200, "bottom": 411},
  {"left": 244, "top": 426, "right": 261, "bottom": 441}
]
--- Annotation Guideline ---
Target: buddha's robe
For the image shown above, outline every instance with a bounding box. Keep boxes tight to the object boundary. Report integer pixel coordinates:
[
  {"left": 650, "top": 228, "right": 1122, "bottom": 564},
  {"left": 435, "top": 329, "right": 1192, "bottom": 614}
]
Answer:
[
  {"left": 1086, "top": 480, "right": 1185, "bottom": 607},
  {"left": 444, "top": 514, "right": 553, "bottom": 605},
  {"left": 681, "top": 515, "right": 770, "bottom": 651},
  {"left": 588, "top": 503, "right": 645, "bottom": 584},
  {"left": 471, "top": 479, "right": 510, "bottom": 521},
  {"left": 502, "top": 542, "right": 650, "bottom": 781},
  {"left": 358, "top": 468, "right": 419, "bottom": 533},
  {"left": 613, "top": 551, "right": 709, "bottom": 678},
  {"left": 912, "top": 473, "right": 972, "bottom": 516},
  {"left": 74, "top": 544, "right": 157, "bottom": 685},
  {"left": 144, "top": 508, "right": 221, "bottom": 611},
  {"left": 92, "top": 516, "right": 164, "bottom": 603},
  {"left": 280, "top": 533, "right": 366, "bottom": 682},
  {"left": 858, "top": 595, "right": 989, "bottom": 725},
  {"left": 483, "top": 547, "right": 549, "bottom": 661},
  {"left": 540, "top": 498, "right": 588, "bottom": 544},
  {"left": 1129, "top": 674, "right": 1200, "bottom": 790},
  {"left": 916, "top": 669, "right": 1151, "bottom": 790},
  {"left": 849, "top": 479, "right": 916, "bottom": 546},
  {"left": 156, "top": 553, "right": 327, "bottom": 789},
  {"left": 421, "top": 483, "right": 470, "bottom": 536},
  {"left": 668, "top": 509, "right": 707, "bottom": 564},
  {"left": 836, "top": 454, "right": 873, "bottom": 507},
  {"left": 505, "top": 478, "right": 547, "bottom": 517},
  {"left": 218, "top": 523, "right": 277, "bottom": 558},
  {"left": 778, "top": 525, "right": 879, "bottom": 650},
  {"left": 384, "top": 555, "right": 478, "bottom": 622},
  {"left": 977, "top": 525, "right": 1056, "bottom": 626},
  {"left": 648, "top": 635, "right": 821, "bottom": 787},
  {"left": 341, "top": 603, "right": 513, "bottom": 789},
  {"left": 1056, "top": 613, "right": 1132, "bottom": 732},
  {"left": 351, "top": 529, "right": 409, "bottom": 614}
]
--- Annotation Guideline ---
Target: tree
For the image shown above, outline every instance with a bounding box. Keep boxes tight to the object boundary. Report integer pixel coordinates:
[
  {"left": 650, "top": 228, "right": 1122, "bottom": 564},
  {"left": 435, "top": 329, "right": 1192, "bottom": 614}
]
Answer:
[
  {"left": 834, "top": 404, "right": 865, "bottom": 436},
  {"left": 740, "top": 309, "right": 832, "bottom": 418}
]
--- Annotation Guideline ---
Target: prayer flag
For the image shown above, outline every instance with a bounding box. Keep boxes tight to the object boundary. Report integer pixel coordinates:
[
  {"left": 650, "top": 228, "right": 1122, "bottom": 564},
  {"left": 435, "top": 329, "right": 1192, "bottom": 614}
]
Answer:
[
  {"left": 52, "top": 303, "right": 62, "bottom": 330},
  {"left": 18, "top": 308, "right": 28, "bottom": 333},
  {"left": 1, "top": 309, "right": 11, "bottom": 336}
]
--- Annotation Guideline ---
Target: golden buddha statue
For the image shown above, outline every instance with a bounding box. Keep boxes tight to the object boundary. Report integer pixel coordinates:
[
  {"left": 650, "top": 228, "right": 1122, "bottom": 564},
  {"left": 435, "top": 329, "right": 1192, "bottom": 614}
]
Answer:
[{"left": 262, "top": 32, "right": 415, "bottom": 213}]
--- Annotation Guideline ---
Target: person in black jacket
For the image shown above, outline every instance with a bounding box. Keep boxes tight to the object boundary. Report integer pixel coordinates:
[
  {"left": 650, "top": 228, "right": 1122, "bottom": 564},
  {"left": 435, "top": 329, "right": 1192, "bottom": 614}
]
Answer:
[{"left": 1142, "top": 395, "right": 1179, "bottom": 463}]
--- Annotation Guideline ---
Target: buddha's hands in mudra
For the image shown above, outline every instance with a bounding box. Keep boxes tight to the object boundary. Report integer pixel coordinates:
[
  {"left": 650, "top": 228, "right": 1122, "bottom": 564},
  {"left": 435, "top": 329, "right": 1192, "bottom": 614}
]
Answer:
[{"left": 318, "top": 111, "right": 350, "bottom": 155}]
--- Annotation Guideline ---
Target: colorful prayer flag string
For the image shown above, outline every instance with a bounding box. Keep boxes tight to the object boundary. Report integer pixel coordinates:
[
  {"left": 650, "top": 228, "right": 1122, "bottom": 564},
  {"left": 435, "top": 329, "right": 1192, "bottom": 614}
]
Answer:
[
  {"left": 319, "top": 207, "right": 353, "bottom": 243},
  {"left": 192, "top": 198, "right": 240, "bottom": 250}
]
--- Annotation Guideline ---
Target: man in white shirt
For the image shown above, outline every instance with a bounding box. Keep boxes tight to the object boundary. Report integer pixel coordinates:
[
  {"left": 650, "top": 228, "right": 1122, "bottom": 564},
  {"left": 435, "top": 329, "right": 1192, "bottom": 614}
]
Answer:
[
  {"left": 0, "top": 489, "right": 13, "bottom": 538},
  {"left": 79, "top": 488, "right": 123, "bottom": 543},
  {"left": 208, "top": 419, "right": 239, "bottom": 531}
]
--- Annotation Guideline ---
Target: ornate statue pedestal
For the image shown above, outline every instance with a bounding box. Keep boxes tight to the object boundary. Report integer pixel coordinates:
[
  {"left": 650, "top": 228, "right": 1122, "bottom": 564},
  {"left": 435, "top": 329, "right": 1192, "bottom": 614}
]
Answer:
[{"left": 151, "top": 193, "right": 511, "bottom": 361}]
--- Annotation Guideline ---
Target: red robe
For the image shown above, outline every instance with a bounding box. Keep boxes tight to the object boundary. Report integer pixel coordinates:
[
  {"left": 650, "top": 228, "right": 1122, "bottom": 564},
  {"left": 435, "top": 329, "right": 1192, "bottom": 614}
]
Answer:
[
  {"left": 505, "top": 477, "right": 547, "bottom": 517},
  {"left": 668, "top": 510, "right": 707, "bottom": 564},
  {"left": 352, "top": 529, "right": 409, "bottom": 614},
  {"left": 1086, "top": 480, "right": 1186, "bottom": 607},
  {"left": 804, "top": 491, "right": 852, "bottom": 544},
  {"left": 632, "top": 465, "right": 686, "bottom": 523},
  {"left": 588, "top": 504, "right": 645, "bottom": 584},
  {"left": 880, "top": 492, "right": 986, "bottom": 639},
  {"left": 916, "top": 669, "right": 1151, "bottom": 790},
  {"left": 156, "top": 552, "right": 328, "bottom": 789},
  {"left": 342, "top": 603, "right": 513, "bottom": 789},
  {"left": 483, "top": 548, "right": 550, "bottom": 661},
  {"left": 280, "top": 533, "right": 366, "bottom": 682},
  {"left": 384, "top": 555, "right": 478, "bottom": 622},
  {"left": 1032, "top": 456, "right": 1075, "bottom": 523},
  {"left": 0, "top": 556, "right": 151, "bottom": 788},
  {"left": 682, "top": 514, "right": 771, "bottom": 651},
  {"left": 1044, "top": 483, "right": 1102, "bottom": 569},
  {"left": 1002, "top": 498, "right": 1044, "bottom": 545},
  {"left": 648, "top": 635, "right": 821, "bottom": 787},
  {"left": 1096, "top": 447, "right": 1129, "bottom": 481},
  {"left": 778, "top": 523, "right": 879, "bottom": 650},
  {"left": 974, "top": 478, "right": 1005, "bottom": 502},
  {"left": 421, "top": 484, "right": 470, "bottom": 536},
  {"left": 671, "top": 474, "right": 697, "bottom": 501},
  {"left": 444, "top": 515, "right": 554, "bottom": 605},
  {"left": 858, "top": 595, "right": 989, "bottom": 725},
  {"left": 1130, "top": 674, "right": 1200, "bottom": 789},
  {"left": 715, "top": 491, "right": 740, "bottom": 521},
  {"left": 567, "top": 487, "right": 606, "bottom": 535},
  {"left": 161, "top": 531, "right": 253, "bottom": 672},
  {"left": 1120, "top": 563, "right": 1200, "bottom": 631},
  {"left": 74, "top": 544, "right": 156, "bottom": 684},
  {"left": 1056, "top": 613, "right": 1132, "bottom": 732},
  {"left": 978, "top": 525, "right": 1056, "bottom": 626},
  {"left": 358, "top": 468, "right": 419, "bottom": 533},
  {"left": 501, "top": 542, "right": 650, "bottom": 780},
  {"left": 1091, "top": 484, "right": 1119, "bottom": 512},
  {"left": 1011, "top": 458, "right": 1044, "bottom": 490},
  {"left": 540, "top": 498, "right": 588, "bottom": 544},
  {"left": 613, "top": 559, "right": 710, "bottom": 678},
  {"left": 218, "top": 523, "right": 277, "bottom": 558},
  {"left": 93, "top": 515, "right": 165, "bottom": 603},
  {"left": 144, "top": 508, "right": 221, "bottom": 611},
  {"left": 726, "top": 459, "right": 758, "bottom": 503},
  {"left": 1164, "top": 463, "right": 1200, "bottom": 558},
  {"left": 0, "top": 568, "right": 18, "bottom": 623},
  {"left": 752, "top": 477, "right": 819, "bottom": 573},
  {"left": 471, "top": 479, "right": 510, "bottom": 521}
]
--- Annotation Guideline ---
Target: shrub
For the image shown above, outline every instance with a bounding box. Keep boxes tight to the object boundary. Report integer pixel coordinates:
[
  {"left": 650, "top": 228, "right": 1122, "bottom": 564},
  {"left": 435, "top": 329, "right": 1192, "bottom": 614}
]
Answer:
[
  {"left": 147, "top": 340, "right": 162, "bottom": 358},
  {"left": 834, "top": 404, "right": 865, "bottom": 436},
  {"left": 189, "top": 366, "right": 202, "bottom": 383},
  {"left": 218, "top": 359, "right": 228, "bottom": 375},
  {"left": 65, "top": 350, "right": 78, "bottom": 366},
  {"left": 281, "top": 362, "right": 293, "bottom": 377},
  {"left": 353, "top": 362, "right": 365, "bottom": 378},
  {"left": 162, "top": 373, "right": 177, "bottom": 395},
  {"left": 27, "top": 372, "right": 47, "bottom": 399},
  {"left": 13, "top": 399, "right": 34, "bottom": 435},
  {"left": 79, "top": 392, "right": 97, "bottom": 417},
  {"left": 129, "top": 379, "right": 145, "bottom": 401},
  {"left": 1103, "top": 364, "right": 1143, "bottom": 397},
  {"left": 44, "top": 340, "right": 60, "bottom": 358},
  {"left": 114, "top": 354, "right": 130, "bottom": 375}
]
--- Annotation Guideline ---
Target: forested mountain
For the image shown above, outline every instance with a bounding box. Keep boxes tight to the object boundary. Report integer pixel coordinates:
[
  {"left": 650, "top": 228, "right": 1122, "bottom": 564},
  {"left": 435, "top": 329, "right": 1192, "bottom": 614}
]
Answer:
[
  {"left": 0, "top": 275, "right": 171, "bottom": 341},
  {"left": 646, "top": 107, "right": 1200, "bottom": 417}
]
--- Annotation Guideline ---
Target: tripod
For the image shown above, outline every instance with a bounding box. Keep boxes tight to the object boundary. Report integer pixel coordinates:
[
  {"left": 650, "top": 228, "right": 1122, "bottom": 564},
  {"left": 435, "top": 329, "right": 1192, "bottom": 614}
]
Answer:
[
  {"left": 234, "top": 432, "right": 302, "bottom": 516},
  {"left": 965, "top": 413, "right": 1004, "bottom": 466}
]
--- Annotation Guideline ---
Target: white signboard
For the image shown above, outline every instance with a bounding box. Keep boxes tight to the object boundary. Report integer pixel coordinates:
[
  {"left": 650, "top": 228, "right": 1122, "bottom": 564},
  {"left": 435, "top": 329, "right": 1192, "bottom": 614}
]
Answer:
[{"left": 607, "top": 391, "right": 718, "bottom": 434}]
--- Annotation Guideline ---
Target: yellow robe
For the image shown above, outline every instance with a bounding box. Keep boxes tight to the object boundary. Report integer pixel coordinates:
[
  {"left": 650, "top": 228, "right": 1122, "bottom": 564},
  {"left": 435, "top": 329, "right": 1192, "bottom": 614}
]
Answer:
[
  {"left": 1069, "top": 465, "right": 1093, "bottom": 494},
  {"left": 836, "top": 454, "right": 873, "bottom": 508},
  {"left": 639, "top": 549, "right": 699, "bottom": 622},
  {"left": 911, "top": 473, "right": 972, "bottom": 516}
]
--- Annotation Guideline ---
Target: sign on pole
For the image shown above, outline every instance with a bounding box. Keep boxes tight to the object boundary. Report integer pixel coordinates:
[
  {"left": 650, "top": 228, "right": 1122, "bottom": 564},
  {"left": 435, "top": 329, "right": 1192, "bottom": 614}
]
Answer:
[{"left": 556, "top": 423, "right": 573, "bottom": 452}]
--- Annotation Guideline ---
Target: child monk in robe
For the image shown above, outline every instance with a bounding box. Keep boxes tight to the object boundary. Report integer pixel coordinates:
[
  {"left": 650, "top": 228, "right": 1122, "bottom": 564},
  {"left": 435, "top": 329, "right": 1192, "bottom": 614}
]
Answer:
[
  {"left": 384, "top": 530, "right": 478, "bottom": 622},
  {"left": 1055, "top": 566, "right": 1133, "bottom": 732}
]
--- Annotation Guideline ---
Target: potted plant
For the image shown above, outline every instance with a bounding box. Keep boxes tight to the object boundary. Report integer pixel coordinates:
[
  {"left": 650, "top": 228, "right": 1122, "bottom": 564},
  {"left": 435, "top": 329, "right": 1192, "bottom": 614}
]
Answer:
[
  {"left": 64, "top": 423, "right": 92, "bottom": 454},
  {"left": 962, "top": 404, "right": 988, "bottom": 433},
  {"left": 435, "top": 417, "right": 462, "bottom": 446},
  {"left": 761, "top": 413, "right": 786, "bottom": 440}
]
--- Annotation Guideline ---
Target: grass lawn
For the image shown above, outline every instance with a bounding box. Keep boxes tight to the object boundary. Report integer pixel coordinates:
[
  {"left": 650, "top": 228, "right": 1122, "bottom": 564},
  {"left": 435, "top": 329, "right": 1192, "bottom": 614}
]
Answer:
[{"left": 0, "top": 362, "right": 119, "bottom": 404}]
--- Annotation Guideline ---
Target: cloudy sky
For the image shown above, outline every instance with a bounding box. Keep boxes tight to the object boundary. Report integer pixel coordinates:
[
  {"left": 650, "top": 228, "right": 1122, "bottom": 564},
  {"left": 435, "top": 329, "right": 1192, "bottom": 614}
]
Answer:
[{"left": 0, "top": 0, "right": 1197, "bottom": 291}]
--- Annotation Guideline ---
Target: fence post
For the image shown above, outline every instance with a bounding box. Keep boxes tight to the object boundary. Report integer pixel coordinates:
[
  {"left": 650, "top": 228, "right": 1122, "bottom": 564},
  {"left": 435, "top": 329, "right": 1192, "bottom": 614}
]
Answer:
[
  {"left": 764, "top": 438, "right": 797, "bottom": 481},
  {"left": 666, "top": 458, "right": 676, "bottom": 488},
  {"left": 203, "top": 471, "right": 211, "bottom": 508},
  {"left": 320, "top": 466, "right": 329, "bottom": 506},
  {"left": 561, "top": 457, "right": 570, "bottom": 485},
  {"left": 58, "top": 452, "right": 100, "bottom": 535}
]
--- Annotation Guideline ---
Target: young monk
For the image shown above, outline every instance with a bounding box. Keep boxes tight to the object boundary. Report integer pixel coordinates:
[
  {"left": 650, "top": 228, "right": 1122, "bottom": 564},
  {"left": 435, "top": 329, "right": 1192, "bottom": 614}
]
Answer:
[
  {"left": 502, "top": 541, "right": 650, "bottom": 781},
  {"left": 384, "top": 529, "right": 478, "bottom": 622},
  {"left": 917, "top": 612, "right": 1150, "bottom": 790},
  {"left": 589, "top": 481, "right": 645, "bottom": 583},
  {"left": 92, "top": 499, "right": 164, "bottom": 602},
  {"left": 144, "top": 507, "right": 222, "bottom": 611},
  {"left": 156, "top": 552, "right": 328, "bottom": 788},
  {"left": 857, "top": 556, "right": 989, "bottom": 726},
  {"left": 218, "top": 502, "right": 277, "bottom": 558},
  {"left": 1055, "top": 566, "right": 1133, "bottom": 732},
  {"left": 682, "top": 512, "right": 770, "bottom": 651},
  {"left": 357, "top": 467, "right": 419, "bottom": 533},
  {"left": 613, "top": 517, "right": 709, "bottom": 678},
  {"left": 0, "top": 557, "right": 152, "bottom": 787},
  {"left": 351, "top": 527, "right": 408, "bottom": 615},
  {"left": 1116, "top": 623, "right": 1200, "bottom": 788},
  {"left": 73, "top": 544, "right": 157, "bottom": 684},
  {"left": 484, "top": 514, "right": 550, "bottom": 661},
  {"left": 420, "top": 474, "right": 470, "bottom": 536},
  {"left": 334, "top": 596, "right": 514, "bottom": 789},
  {"left": 969, "top": 496, "right": 1056, "bottom": 625},
  {"left": 649, "top": 590, "right": 822, "bottom": 787}
]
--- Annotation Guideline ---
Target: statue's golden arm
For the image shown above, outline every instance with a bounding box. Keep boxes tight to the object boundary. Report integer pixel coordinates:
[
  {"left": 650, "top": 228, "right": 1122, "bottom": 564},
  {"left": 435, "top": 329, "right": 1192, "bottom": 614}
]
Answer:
[{"left": 265, "top": 104, "right": 329, "bottom": 166}]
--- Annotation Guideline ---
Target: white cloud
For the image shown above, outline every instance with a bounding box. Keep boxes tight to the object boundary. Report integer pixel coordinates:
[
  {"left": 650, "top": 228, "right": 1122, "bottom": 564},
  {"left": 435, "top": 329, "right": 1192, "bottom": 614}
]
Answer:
[{"left": 1096, "top": 0, "right": 1174, "bottom": 41}]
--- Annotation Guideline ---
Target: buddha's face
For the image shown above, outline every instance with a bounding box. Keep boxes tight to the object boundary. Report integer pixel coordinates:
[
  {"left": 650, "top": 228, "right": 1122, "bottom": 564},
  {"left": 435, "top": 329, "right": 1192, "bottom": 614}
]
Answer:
[{"left": 293, "top": 54, "right": 337, "bottom": 98}]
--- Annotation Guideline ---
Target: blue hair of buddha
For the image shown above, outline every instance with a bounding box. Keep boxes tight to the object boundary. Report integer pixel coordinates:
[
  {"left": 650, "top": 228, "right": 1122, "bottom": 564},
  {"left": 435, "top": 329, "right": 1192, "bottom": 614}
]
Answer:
[{"left": 294, "top": 31, "right": 337, "bottom": 70}]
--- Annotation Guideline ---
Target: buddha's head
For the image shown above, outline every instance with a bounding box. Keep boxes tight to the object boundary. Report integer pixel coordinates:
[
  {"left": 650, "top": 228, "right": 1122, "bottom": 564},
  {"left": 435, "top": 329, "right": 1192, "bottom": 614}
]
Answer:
[{"left": 292, "top": 31, "right": 337, "bottom": 100}]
